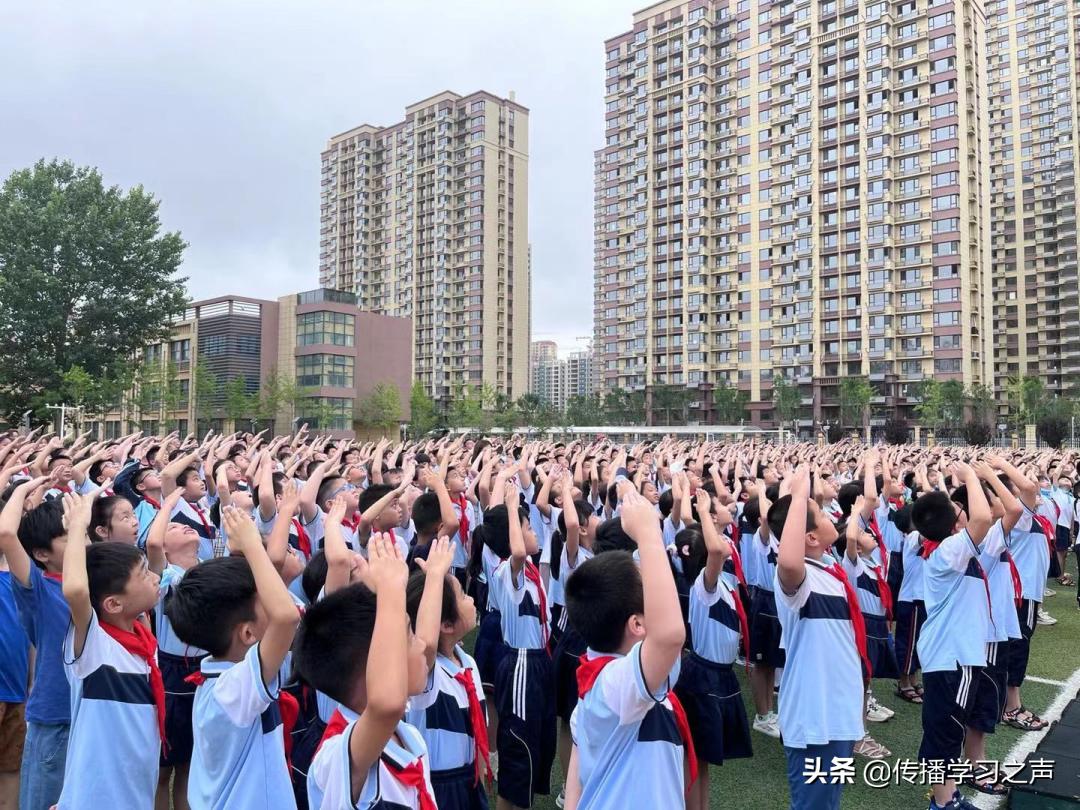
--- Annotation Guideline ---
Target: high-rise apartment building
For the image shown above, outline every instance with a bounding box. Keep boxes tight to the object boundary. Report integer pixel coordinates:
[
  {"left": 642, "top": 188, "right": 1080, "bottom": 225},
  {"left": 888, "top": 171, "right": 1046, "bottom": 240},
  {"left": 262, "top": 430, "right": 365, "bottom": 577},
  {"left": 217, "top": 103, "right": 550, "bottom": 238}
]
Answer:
[
  {"left": 595, "top": 0, "right": 992, "bottom": 429},
  {"left": 567, "top": 348, "right": 597, "bottom": 399},
  {"left": 320, "top": 91, "right": 531, "bottom": 408},
  {"left": 987, "top": 0, "right": 1080, "bottom": 396}
]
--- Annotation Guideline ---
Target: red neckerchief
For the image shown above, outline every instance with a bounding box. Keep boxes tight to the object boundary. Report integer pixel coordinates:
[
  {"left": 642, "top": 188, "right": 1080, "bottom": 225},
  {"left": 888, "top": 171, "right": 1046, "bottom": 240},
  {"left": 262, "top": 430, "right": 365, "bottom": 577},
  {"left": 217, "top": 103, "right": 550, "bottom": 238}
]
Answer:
[
  {"left": 726, "top": 525, "right": 747, "bottom": 591},
  {"left": 522, "top": 561, "right": 550, "bottom": 651},
  {"left": 871, "top": 562, "right": 894, "bottom": 621},
  {"left": 888, "top": 497, "right": 905, "bottom": 510},
  {"left": 190, "top": 501, "right": 212, "bottom": 536},
  {"left": 919, "top": 537, "right": 993, "bottom": 622},
  {"left": 316, "top": 708, "right": 349, "bottom": 754},
  {"left": 576, "top": 654, "right": 698, "bottom": 790},
  {"left": 341, "top": 514, "right": 359, "bottom": 532},
  {"left": 143, "top": 495, "right": 161, "bottom": 510},
  {"left": 43, "top": 571, "right": 63, "bottom": 583},
  {"left": 100, "top": 620, "right": 167, "bottom": 752},
  {"left": 821, "top": 563, "right": 873, "bottom": 684},
  {"left": 867, "top": 514, "right": 888, "bottom": 579},
  {"left": 452, "top": 669, "right": 493, "bottom": 786},
  {"left": 1005, "top": 550, "right": 1023, "bottom": 607},
  {"left": 726, "top": 580, "right": 751, "bottom": 674},
  {"left": 292, "top": 518, "right": 311, "bottom": 558},
  {"left": 279, "top": 690, "right": 299, "bottom": 773},
  {"left": 1033, "top": 513, "right": 1059, "bottom": 560},
  {"left": 918, "top": 539, "right": 941, "bottom": 559},
  {"left": 384, "top": 758, "right": 437, "bottom": 810},
  {"left": 455, "top": 495, "right": 471, "bottom": 548}
]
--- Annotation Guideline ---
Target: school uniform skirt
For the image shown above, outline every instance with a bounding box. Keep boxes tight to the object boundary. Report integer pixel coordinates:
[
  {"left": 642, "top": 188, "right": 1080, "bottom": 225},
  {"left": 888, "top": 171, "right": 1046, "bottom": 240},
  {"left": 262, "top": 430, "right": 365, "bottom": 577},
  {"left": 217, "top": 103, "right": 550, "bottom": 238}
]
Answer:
[
  {"left": 553, "top": 625, "right": 587, "bottom": 724},
  {"left": 494, "top": 645, "right": 556, "bottom": 808},
  {"left": 159, "top": 650, "right": 206, "bottom": 767},
  {"left": 430, "top": 763, "right": 490, "bottom": 810},
  {"left": 865, "top": 614, "right": 899, "bottom": 681},
  {"left": 749, "top": 588, "right": 786, "bottom": 668},
  {"left": 549, "top": 603, "right": 567, "bottom": 652},
  {"left": 473, "top": 609, "right": 504, "bottom": 690},
  {"left": 675, "top": 652, "right": 753, "bottom": 766}
]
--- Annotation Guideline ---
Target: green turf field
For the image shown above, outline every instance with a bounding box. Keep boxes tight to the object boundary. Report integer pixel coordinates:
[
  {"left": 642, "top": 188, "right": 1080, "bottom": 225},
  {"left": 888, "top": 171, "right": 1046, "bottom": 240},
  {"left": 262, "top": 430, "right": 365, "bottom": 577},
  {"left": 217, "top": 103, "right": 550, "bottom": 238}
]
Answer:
[{"left": 473, "top": 559, "right": 1080, "bottom": 810}]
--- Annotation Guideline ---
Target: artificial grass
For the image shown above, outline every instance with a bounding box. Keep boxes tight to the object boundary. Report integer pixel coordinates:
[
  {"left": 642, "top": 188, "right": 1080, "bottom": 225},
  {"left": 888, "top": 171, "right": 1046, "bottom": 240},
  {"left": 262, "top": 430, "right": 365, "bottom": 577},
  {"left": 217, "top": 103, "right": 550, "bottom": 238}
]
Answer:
[{"left": 470, "top": 556, "right": 1080, "bottom": 809}]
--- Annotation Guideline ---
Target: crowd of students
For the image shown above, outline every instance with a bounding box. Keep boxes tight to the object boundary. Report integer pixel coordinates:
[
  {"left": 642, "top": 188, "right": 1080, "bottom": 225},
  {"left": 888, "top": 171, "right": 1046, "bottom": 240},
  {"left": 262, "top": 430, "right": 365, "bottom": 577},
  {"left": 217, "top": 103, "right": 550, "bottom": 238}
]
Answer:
[{"left": 0, "top": 425, "right": 1075, "bottom": 810}]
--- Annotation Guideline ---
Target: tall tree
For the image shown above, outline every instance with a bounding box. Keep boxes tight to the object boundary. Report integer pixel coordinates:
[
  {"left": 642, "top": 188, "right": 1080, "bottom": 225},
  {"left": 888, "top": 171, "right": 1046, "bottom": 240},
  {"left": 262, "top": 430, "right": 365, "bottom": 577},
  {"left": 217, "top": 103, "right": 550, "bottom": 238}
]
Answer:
[
  {"left": 1036, "top": 397, "right": 1075, "bottom": 448},
  {"left": 772, "top": 375, "right": 800, "bottom": 424},
  {"left": 938, "top": 379, "right": 966, "bottom": 429},
  {"left": 223, "top": 376, "right": 256, "bottom": 429},
  {"left": 914, "top": 378, "right": 944, "bottom": 431},
  {"left": 193, "top": 363, "right": 223, "bottom": 431},
  {"left": 409, "top": 382, "right": 441, "bottom": 437},
  {"left": 714, "top": 378, "right": 749, "bottom": 424},
  {"left": 357, "top": 382, "right": 403, "bottom": 437},
  {"left": 966, "top": 383, "right": 997, "bottom": 427},
  {"left": 1006, "top": 375, "right": 1047, "bottom": 432},
  {"left": 565, "top": 394, "right": 604, "bottom": 426},
  {"left": 0, "top": 159, "right": 188, "bottom": 420},
  {"left": 650, "top": 385, "right": 691, "bottom": 426},
  {"left": 839, "top": 376, "right": 873, "bottom": 430}
]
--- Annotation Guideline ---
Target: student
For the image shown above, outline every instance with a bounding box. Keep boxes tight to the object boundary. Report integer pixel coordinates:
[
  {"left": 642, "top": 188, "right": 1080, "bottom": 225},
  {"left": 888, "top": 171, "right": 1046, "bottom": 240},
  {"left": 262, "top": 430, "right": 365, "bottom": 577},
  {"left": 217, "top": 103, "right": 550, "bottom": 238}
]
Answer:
[
  {"left": 770, "top": 467, "right": 864, "bottom": 810},
  {"left": 165, "top": 507, "right": 302, "bottom": 809},
  {"left": 115, "top": 463, "right": 166, "bottom": 547},
  {"left": 0, "top": 542, "right": 30, "bottom": 810},
  {"left": 0, "top": 478, "right": 72, "bottom": 810},
  {"left": 445, "top": 466, "right": 478, "bottom": 584},
  {"left": 913, "top": 461, "right": 1002, "bottom": 810},
  {"left": 89, "top": 495, "right": 140, "bottom": 544},
  {"left": 748, "top": 482, "right": 783, "bottom": 738},
  {"left": 675, "top": 491, "right": 752, "bottom": 810},
  {"left": 406, "top": 470, "right": 460, "bottom": 570},
  {"left": 167, "top": 463, "right": 215, "bottom": 561},
  {"left": 405, "top": 537, "right": 489, "bottom": 810},
  {"left": 295, "top": 535, "right": 434, "bottom": 810},
  {"left": 1050, "top": 472, "right": 1075, "bottom": 587},
  {"left": 562, "top": 485, "right": 689, "bottom": 810},
  {"left": 57, "top": 492, "right": 164, "bottom": 808},
  {"left": 358, "top": 477, "right": 415, "bottom": 558}
]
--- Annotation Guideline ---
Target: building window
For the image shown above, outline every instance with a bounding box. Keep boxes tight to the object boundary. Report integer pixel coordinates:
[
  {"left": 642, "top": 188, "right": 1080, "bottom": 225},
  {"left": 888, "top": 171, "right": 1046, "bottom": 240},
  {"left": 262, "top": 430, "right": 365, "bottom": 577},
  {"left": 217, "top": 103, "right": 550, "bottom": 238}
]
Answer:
[
  {"left": 296, "top": 354, "right": 355, "bottom": 388},
  {"left": 170, "top": 339, "right": 191, "bottom": 365},
  {"left": 299, "top": 397, "right": 354, "bottom": 431},
  {"left": 296, "top": 311, "right": 355, "bottom": 347}
]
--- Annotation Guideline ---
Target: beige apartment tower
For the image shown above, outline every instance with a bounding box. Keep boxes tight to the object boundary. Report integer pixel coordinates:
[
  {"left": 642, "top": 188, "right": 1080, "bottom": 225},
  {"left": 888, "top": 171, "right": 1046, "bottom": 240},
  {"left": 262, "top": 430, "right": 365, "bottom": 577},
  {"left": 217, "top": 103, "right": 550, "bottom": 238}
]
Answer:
[
  {"left": 987, "top": 0, "right": 1080, "bottom": 396},
  {"left": 320, "top": 91, "right": 531, "bottom": 407},
  {"left": 595, "top": 0, "right": 993, "bottom": 430}
]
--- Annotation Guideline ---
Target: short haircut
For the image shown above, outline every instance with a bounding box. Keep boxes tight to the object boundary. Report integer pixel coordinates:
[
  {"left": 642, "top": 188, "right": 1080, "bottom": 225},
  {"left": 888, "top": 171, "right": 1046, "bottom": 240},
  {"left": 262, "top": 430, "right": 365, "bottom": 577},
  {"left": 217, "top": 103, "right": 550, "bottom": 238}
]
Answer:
[
  {"left": 86, "top": 543, "right": 143, "bottom": 613},
  {"left": 176, "top": 467, "right": 201, "bottom": 489},
  {"left": 477, "top": 505, "right": 523, "bottom": 560},
  {"left": 18, "top": 501, "right": 66, "bottom": 569},
  {"left": 564, "top": 551, "right": 643, "bottom": 652},
  {"left": 891, "top": 503, "right": 914, "bottom": 534},
  {"left": 47, "top": 451, "right": 72, "bottom": 466},
  {"left": 766, "top": 494, "right": 817, "bottom": 541},
  {"left": 88, "top": 459, "right": 111, "bottom": 484},
  {"left": 740, "top": 497, "right": 762, "bottom": 529},
  {"left": 358, "top": 484, "right": 394, "bottom": 514},
  {"left": 411, "top": 492, "right": 442, "bottom": 535},
  {"left": 301, "top": 551, "right": 330, "bottom": 603},
  {"left": 316, "top": 475, "right": 345, "bottom": 511},
  {"left": 89, "top": 495, "right": 126, "bottom": 542},
  {"left": 227, "top": 443, "right": 247, "bottom": 461},
  {"left": 294, "top": 583, "right": 377, "bottom": 705},
  {"left": 405, "top": 570, "right": 459, "bottom": 629},
  {"left": 911, "top": 491, "right": 957, "bottom": 542},
  {"left": 658, "top": 488, "right": 674, "bottom": 518},
  {"left": 836, "top": 482, "right": 861, "bottom": 518},
  {"left": 592, "top": 517, "right": 636, "bottom": 555},
  {"left": 164, "top": 557, "right": 257, "bottom": 657}
]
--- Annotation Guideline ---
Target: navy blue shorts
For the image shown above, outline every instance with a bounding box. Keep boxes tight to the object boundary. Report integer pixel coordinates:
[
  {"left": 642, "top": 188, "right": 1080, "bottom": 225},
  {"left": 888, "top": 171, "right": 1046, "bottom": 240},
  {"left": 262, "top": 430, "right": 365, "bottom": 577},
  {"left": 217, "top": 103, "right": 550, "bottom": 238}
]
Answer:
[
  {"left": 865, "top": 615, "right": 899, "bottom": 681},
  {"left": 553, "top": 625, "right": 587, "bottom": 724},
  {"left": 494, "top": 645, "right": 556, "bottom": 808},
  {"left": 675, "top": 653, "right": 752, "bottom": 766},
  {"left": 1055, "top": 525, "right": 1072, "bottom": 552},
  {"left": 893, "top": 600, "right": 926, "bottom": 677},
  {"left": 967, "top": 642, "right": 1008, "bottom": 734},
  {"left": 430, "top": 763, "right": 489, "bottom": 810},
  {"left": 548, "top": 603, "right": 566, "bottom": 652},
  {"left": 919, "top": 665, "right": 981, "bottom": 764},
  {"left": 473, "top": 609, "right": 504, "bottom": 691},
  {"left": 886, "top": 551, "right": 904, "bottom": 608},
  {"left": 750, "top": 589, "right": 785, "bottom": 669},
  {"left": 1007, "top": 599, "right": 1038, "bottom": 688},
  {"left": 160, "top": 650, "right": 205, "bottom": 767}
]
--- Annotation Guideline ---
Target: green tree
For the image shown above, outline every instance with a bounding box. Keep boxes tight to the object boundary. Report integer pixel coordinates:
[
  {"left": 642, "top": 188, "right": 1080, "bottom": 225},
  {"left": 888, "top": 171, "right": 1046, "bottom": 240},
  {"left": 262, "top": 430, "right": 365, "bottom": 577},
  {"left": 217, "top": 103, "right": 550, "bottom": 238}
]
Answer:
[
  {"left": 223, "top": 376, "right": 256, "bottom": 429},
  {"left": 447, "top": 385, "right": 492, "bottom": 432},
  {"left": 193, "top": 363, "right": 223, "bottom": 430},
  {"left": 409, "top": 382, "right": 441, "bottom": 437},
  {"left": 913, "top": 378, "right": 943, "bottom": 431},
  {"left": 772, "top": 375, "right": 800, "bottom": 424},
  {"left": 565, "top": 394, "right": 605, "bottom": 426},
  {"left": 713, "top": 379, "right": 749, "bottom": 424},
  {"left": 938, "top": 380, "right": 966, "bottom": 429},
  {"left": 650, "top": 385, "right": 691, "bottom": 426},
  {"left": 358, "top": 382, "right": 403, "bottom": 437},
  {"left": 0, "top": 159, "right": 188, "bottom": 421},
  {"left": 1006, "top": 375, "right": 1047, "bottom": 431},
  {"left": 839, "top": 376, "right": 873, "bottom": 430},
  {"left": 254, "top": 370, "right": 307, "bottom": 432},
  {"left": 966, "top": 383, "right": 997, "bottom": 427},
  {"left": 1037, "top": 397, "right": 1075, "bottom": 448},
  {"left": 60, "top": 362, "right": 134, "bottom": 426}
]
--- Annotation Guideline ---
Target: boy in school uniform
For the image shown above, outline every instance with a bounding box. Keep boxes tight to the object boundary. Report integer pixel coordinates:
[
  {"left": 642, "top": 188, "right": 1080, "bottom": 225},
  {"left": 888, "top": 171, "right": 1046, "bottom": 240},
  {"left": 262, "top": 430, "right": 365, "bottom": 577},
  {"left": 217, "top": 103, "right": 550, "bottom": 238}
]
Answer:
[
  {"left": 0, "top": 543, "right": 30, "bottom": 810},
  {"left": 295, "top": 535, "right": 435, "bottom": 810},
  {"left": 406, "top": 470, "right": 461, "bottom": 571},
  {"left": 747, "top": 483, "right": 783, "bottom": 739},
  {"left": 913, "top": 461, "right": 1003, "bottom": 810},
  {"left": 0, "top": 478, "right": 72, "bottom": 810},
  {"left": 164, "top": 506, "right": 302, "bottom": 809},
  {"left": 562, "top": 484, "right": 690, "bottom": 810},
  {"left": 770, "top": 467, "right": 864, "bottom": 810},
  {"left": 57, "top": 492, "right": 164, "bottom": 808},
  {"left": 405, "top": 537, "right": 489, "bottom": 810}
]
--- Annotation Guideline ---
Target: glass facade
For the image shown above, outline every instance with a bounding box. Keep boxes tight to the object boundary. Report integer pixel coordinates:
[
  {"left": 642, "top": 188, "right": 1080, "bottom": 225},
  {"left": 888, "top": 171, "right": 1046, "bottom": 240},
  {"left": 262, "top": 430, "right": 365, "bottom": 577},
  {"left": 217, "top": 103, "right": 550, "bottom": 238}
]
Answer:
[
  {"left": 296, "top": 311, "right": 355, "bottom": 347},
  {"left": 296, "top": 353, "right": 354, "bottom": 388}
]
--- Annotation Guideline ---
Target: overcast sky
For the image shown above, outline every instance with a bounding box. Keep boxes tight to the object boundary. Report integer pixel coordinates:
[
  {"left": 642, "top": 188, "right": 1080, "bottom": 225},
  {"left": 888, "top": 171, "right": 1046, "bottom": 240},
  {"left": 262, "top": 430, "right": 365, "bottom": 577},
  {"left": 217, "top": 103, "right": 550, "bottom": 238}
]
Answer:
[{"left": 1, "top": 0, "right": 640, "bottom": 354}]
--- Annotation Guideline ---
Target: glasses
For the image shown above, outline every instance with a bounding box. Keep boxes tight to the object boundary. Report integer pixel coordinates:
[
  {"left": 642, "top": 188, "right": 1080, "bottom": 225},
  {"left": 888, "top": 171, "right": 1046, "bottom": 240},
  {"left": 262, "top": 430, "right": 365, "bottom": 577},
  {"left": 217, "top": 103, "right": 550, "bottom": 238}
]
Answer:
[{"left": 326, "top": 483, "right": 357, "bottom": 501}]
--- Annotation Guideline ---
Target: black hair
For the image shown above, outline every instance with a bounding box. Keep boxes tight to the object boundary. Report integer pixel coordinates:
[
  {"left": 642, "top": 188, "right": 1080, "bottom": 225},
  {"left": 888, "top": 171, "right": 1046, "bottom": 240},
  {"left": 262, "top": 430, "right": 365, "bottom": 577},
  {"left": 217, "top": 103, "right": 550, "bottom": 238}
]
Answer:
[
  {"left": 675, "top": 525, "right": 707, "bottom": 585},
  {"left": 903, "top": 471, "right": 916, "bottom": 491},
  {"left": 211, "top": 459, "right": 232, "bottom": 480},
  {"left": 890, "top": 503, "right": 914, "bottom": 534},
  {"left": 164, "top": 556, "right": 257, "bottom": 657},
  {"left": 145, "top": 445, "right": 160, "bottom": 463},
  {"left": 301, "top": 550, "right": 330, "bottom": 603},
  {"left": 358, "top": 484, "right": 394, "bottom": 514},
  {"left": 765, "top": 483, "right": 781, "bottom": 502},
  {"left": 911, "top": 491, "right": 957, "bottom": 542},
  {"left": 86, "top": 543, "right": 144, "bottom": 614},
  {"left": 741, "top": 496, "right": 762, "bottom": 529},
  {"left": 411, "top": 492, "right": 442, "bottom": 536},
  {"left": 551, "top": 499, "right": 595, "bottom": 580},
  {"left": 658, "top": 488, "right": 674, "bottom": 518},
  {"left": 836, "top": 482, "right": 862, "bottom": 518},
  {"left": 415, "top": 452, "right": 431, "bottom": 466},
  {"left": 47, "top": 451, "right": 72, "bottom": 466},
  {"left": 766, "top": 494, "right": 818, "bottom": 541},
  {"left": 294, "top": 583, "right": 378, "bottom": 706},
  {"left": 88, "top": 459, "right": 111, "bottom": 485},
  {"left": 593, "top": 516, "right": 637, "bottom": 555},
  {"left": 316, "top": 475, "right": 346, "bottom": 511},
  {"left": 89, "top": 495, "right": 126, "bottom": 542},
  {"left": 18, "top": 501, "right": 66, "bottom": 569},
  {"left": 176, "top": 467, "right": 201, "bottom": 490},
  {"left": 405, "top": 570, "right": 460, "bottom": 629},
  {"left": 252, "top": 471, "right": 286, "bottom": 505},
  {"left": 227, "top": 443, "right": 247, "bottom": 461},
  {"left": 564, "top": 551, "right": 643, "bottom": 652}
]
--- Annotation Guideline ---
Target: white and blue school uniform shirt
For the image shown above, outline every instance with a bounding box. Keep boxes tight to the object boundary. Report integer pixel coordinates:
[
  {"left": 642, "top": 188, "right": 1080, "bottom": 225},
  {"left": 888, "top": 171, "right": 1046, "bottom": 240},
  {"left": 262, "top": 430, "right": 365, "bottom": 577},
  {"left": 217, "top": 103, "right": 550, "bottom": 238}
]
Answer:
[
  {"left": 481, "top": 546, "right": 503, "bottom": 613},
  {"left": 917, "top": 521, "right": 1006, "bottom": 674},
  {"left": 752, "top": 532, "right": 780, "bottom": 593},
  {"left": 451, "top": 498, "right": 480, "bottom": 571},
  {"left": 187, "top": 643, "right": 296, "bottom": 810},
  {"left": 569, "top": 642, "right": 684, "bottom": 810},
  {"left": 982, "top": 522, "right": 1021, "bottom": 642},
  {"left": 839, "top": 554, "right": 889, "bottom": 622},
  {"left": 405, "top": 646, "right": 487, "bottom": 773},
  {"left": 738, "top": 520, "right": 764, "bottom": 589},
  {"left": 773, "top": 560, "right": 865, "bottom": 748},
  {"left": 688, "top": 570, "right": 742, "bottom": 665},
  {"left": 308, "top": 711, "right": 435, "bottom": 810},
  {"left": 490, "top": 561, "right": 549, "bottom": 650},
  {"left": 157, "top": 565, "right": 208, "bottom": 658},
  {"left": 58, "top": 612, "right": 159, "bottom": 808},
  {"left": 1013, "top": 503, "right": 1052, "bottom": 602},
  {"left": 552, "top": 543, "right": 594, "bottom": 633},
  {"left": 171, "top": 497, "right": 217, "bottom": 561},
  {"left": 897, "top": 528, "right": 925, "bottom": 604},
  {"left": 1051, "top": 487, "right": 1075, "bottom": 531}
]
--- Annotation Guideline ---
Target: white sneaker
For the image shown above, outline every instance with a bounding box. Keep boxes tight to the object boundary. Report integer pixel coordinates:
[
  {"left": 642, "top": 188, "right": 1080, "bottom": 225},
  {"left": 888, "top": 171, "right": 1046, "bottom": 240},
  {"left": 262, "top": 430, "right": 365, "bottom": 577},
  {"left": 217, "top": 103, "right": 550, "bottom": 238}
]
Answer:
[
  {"left": 753, "top": 713, "right": 781, "bottom": 739},
  {"left": 1043, "top": 587, "right": 1057, "bottom": 597},
  {"left": 489, "top": 751, "right": 498, "bottom": 777},
  {"left": 1038, "top": 608, "right": 1058, "bottom": 625},
  {"left": 866, "top": 695, "right": 894, "bottom": 723},
  {"left": 556, "top": 789, "right": 566, "bottom": 808}
]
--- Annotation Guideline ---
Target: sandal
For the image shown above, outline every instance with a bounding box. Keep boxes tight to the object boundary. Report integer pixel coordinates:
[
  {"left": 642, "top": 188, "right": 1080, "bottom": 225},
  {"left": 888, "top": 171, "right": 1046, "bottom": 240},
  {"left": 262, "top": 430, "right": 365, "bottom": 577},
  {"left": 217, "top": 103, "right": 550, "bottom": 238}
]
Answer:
[
  {"left": 895, "top": 685, "right": 923, "bottom": 704},
  {"left": 1003, "top": 706, "right": 1049, "bottom": 731},
  {"left": 969, "top": 767, "right": 1009, "bottom": 796},
  {"left": 1058, "top": 574, "right": 1074, "bottom": 586},
  {"left": 853, "top": 734, "right": 891, "bottom": 759},
  {"left": 913, "top": 683, "right": 925, "bottom": 697}
]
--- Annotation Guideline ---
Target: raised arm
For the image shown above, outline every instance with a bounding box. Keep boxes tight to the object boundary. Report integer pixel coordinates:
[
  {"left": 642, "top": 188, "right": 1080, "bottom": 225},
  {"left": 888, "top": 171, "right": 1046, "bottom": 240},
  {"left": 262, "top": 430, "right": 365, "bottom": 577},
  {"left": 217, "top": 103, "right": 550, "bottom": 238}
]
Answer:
[
  {"left": 777, "top": 466, "right": 811, "bottom": 594},
  {"left": 990, "top": 455, "right": 1039, "bottom": 511},
  {"left": 504, "top": 485, "right": 528, "bottom": 580},
  {"left": 696, "top": 490, "right": 730, "bottom": 591},
  {"left": 145, "top": 488, "right": 184, "bottom": 575},
  {"left": 956, "top": 461, "right": 993, "bottom": 544},
  {"left": 322, "top": 497, "right": 354, "bottom": 596},
  {"left": 0, "top": 477, "right": 49, "bottom": 586},
  {"left": 975, "top": 460, "right": 1023, "bottom": 535},
  {"left": 423, "top": 468, "right": 459, "bottom": 539},
  {"left": 413, "top": 536, "right": 454, "bottom": 670},
  {"left": 266, "top": 485, "right": 299, "bottom": 575},
  {"left": 61, "top": 493, "right": 96, "bottom": 657},
  {"left": 161, "top": 449, "right": 200, "bottom": 497}
]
